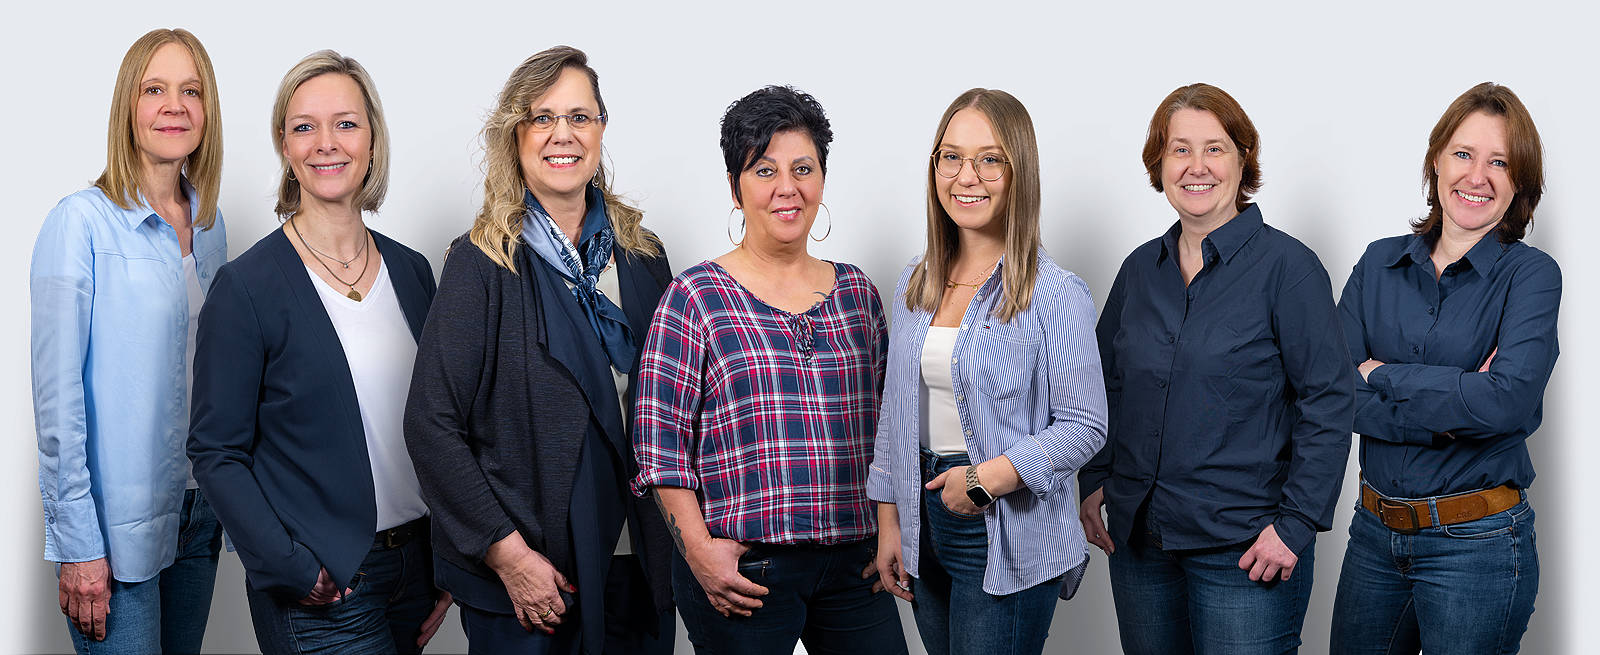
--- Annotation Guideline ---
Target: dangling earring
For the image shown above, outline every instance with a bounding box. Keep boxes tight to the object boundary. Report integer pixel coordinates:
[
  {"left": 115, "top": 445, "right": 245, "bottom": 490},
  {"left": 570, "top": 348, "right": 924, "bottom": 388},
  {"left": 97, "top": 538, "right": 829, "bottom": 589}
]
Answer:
[
  {"left": 727, "top": 207, "right": 745, "bottom": 246},
  {"left": 810, "top": 203, "right": 833, "bottom": 242},
  {"left": 287, "top": 169, "right": 296, "bottom": 182},
  {"left": 592, "top": 173, "right": 602, "bottom": 188}
]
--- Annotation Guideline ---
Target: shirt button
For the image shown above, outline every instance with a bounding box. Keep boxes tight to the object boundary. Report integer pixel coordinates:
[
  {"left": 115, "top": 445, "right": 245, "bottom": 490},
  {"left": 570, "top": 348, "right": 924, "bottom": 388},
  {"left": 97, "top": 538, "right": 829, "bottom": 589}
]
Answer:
[
  {"left": 1412, "top": 346, "right": 1420, "bottom": 354},
  {"left": 952, "top": 357, "right": 959, "bottom": 365},
  {"left": 1156, "top": 378, "right": 1167, "bottom": 388},
  {"left": 964, "top": 429, "right": 974, "bottom": 436},
  {"left": 960, "top": 324, "right": 968, "bottom": 330},
  {"left": 1167, "top": 335, "right": 1176, "bottom": 344},
  {"left": 956, "top": 394, "right": 964, "bottom": 402},
  {"left": 975, "top": 294, "right": 984, "bottom": 301},
  {"left": 1427, "top": 307, "right": 1435, "bottom": 315}
]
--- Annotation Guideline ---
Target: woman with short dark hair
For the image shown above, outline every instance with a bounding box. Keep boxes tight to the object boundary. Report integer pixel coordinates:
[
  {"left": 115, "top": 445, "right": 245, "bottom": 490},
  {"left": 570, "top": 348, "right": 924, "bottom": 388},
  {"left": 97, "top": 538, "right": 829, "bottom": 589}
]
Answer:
[{"left": 632, "top": 85, "right": 908, "bottom": 654}]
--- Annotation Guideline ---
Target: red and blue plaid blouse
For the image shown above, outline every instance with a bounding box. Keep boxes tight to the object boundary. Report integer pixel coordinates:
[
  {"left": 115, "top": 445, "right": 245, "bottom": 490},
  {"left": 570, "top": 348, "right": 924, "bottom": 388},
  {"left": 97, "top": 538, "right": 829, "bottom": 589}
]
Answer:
[{"left": 631, "top": 260, "right": 887, "bottom": 545}]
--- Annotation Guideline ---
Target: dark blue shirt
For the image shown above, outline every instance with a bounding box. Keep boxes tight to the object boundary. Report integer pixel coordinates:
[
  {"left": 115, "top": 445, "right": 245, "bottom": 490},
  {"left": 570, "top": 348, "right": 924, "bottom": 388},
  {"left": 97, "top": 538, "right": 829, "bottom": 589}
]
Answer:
[
  {"left": 1080, "top": 205, "right": 1354, "bottom": 554},
  {"left": 1338, "top": 231, "right": 1560, "bottom": 498}
]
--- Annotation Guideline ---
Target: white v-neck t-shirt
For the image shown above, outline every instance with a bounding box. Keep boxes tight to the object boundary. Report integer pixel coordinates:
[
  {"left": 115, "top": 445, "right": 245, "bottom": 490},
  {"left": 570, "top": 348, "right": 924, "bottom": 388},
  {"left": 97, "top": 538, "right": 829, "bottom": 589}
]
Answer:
[{"left": 306, "top": 260, "right": 429, "bottom": 532}]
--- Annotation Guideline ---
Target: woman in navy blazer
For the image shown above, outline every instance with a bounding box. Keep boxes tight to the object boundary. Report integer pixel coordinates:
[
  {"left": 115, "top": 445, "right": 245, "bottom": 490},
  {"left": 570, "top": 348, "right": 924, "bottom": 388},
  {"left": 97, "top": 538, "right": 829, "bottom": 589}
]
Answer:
[{"left": 188, "top": 51, "right": 449, "bottom": 655}]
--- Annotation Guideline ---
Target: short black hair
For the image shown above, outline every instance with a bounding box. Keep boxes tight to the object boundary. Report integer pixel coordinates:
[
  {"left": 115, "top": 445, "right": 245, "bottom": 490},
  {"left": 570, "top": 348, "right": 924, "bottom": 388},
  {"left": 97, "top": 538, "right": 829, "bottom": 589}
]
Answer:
[{"left": 719, "top": 85, "right": 833, "bottom": 202}]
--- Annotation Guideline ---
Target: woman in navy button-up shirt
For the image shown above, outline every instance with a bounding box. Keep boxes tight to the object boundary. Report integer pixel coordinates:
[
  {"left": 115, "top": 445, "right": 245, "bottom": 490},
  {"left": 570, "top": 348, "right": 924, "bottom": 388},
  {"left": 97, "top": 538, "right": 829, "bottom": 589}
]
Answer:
[
  {"left": 866, "top": 89, "right": 1108, "bottom": 655},
  {"left": 1329, "top": 83, "right": 1558, "bottom": 655},
  {"left": 1077, "top": 83, "right": 1354, "bottom": 655}
]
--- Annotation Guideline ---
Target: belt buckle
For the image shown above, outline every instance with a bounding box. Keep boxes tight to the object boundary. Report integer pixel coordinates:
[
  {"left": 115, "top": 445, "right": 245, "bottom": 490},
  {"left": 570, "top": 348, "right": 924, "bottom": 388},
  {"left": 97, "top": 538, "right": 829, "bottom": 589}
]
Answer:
[
  {"left": 1376, "top": 497, "right": 1421, "bottom": 534},
  {"left": 383, "top": 528, "right": 403, "bottom": 549}
]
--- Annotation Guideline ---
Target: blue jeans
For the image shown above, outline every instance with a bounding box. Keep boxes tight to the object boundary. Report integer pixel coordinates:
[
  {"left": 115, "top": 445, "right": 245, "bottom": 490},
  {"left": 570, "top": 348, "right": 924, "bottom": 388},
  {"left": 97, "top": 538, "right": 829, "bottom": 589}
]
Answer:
[
  {"left": 67, "top": 488, "right": 223, "bottom": 655},
  {"left": 245, "top": 521, "right": 435, "bottom": 655},
  {"left": 910, "top": 451, "right": 1059, "bottom": 655},
  {"left": 1107, "top": 522, "right": 1314, "bottom": 655},
  {"left": 1330, "top": 493, "right": 1537, "bottom": 654},
  {"left": 673, "top": 539, "right": 908, "bottom": 655}
]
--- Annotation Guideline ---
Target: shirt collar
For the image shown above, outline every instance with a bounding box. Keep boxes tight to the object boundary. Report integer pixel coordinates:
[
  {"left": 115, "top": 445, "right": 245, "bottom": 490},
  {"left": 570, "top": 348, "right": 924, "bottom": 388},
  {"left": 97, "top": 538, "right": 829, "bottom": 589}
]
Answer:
[
  {"left": 1387, "top": 228, "right": 1508, "bottom": 278},
  {"left": 119, "top": 176, "right": 198, "bottom": 231},
  {"left": 1157, "top": 203, "right": 1264, "bottom": 266}
]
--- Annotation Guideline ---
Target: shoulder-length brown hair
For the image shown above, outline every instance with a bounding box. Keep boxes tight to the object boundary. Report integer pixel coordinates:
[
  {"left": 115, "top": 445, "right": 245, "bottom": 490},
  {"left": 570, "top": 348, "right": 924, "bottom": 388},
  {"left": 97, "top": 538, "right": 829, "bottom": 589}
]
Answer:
[
  {"left": 906, "top": 88, "right": 1041, "bottom": 323},
  {"left": 1140, "top": 83, "right": 1261, "bottom": 212},
  {"left": 469, "top": 45, "right": 658, "bottom": 272},
  {"left": 1415, "top": 82, "right": 1543, "bottom": 242},
  {"left": 95, "top": 28, "right": 223, "bottom": 230},
  {"left": 270, "top": 50, "right": 390, "bottom": 218}
]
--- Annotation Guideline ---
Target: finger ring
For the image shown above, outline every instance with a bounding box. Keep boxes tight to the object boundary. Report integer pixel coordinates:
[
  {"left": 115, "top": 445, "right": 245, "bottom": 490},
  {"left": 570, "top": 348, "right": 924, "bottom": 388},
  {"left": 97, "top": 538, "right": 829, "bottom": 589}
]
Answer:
[{"left": 537, "top": 607, "right": 554, "bottom": 618}]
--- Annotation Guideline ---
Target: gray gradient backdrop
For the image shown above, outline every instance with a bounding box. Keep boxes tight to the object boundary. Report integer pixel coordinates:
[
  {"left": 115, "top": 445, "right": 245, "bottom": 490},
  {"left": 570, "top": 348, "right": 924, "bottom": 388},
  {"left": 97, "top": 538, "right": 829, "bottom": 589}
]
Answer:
[{"left": 4, "top": 1, "right": 1592, "bottom": 653}]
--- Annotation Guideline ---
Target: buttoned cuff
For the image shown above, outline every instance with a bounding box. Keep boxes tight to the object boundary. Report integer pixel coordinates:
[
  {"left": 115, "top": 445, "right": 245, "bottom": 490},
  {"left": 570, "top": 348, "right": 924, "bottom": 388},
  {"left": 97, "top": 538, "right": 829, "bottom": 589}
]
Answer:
[
  {"left": 1273, "top": 513, "right": 1316, "bottom": 556},
  {"left": 1004, "top": 435, "right": 1060, "bottom": 501},
  {"left": 42, "top": 496, "right": 105, "bottom": 563},
  {"left": 1366, "top": 364, "right": 1395, "bottom": 397}
]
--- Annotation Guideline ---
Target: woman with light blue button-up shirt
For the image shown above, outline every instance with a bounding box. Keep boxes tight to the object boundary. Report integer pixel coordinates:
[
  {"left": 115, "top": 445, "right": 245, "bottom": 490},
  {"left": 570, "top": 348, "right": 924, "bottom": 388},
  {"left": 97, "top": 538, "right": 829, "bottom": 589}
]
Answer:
[
  {"left": 29, "top": 28, "right": 227, "bottom": 655},
  {"left": 866, "top": 88, "right": 1108, "bottom": 655}
]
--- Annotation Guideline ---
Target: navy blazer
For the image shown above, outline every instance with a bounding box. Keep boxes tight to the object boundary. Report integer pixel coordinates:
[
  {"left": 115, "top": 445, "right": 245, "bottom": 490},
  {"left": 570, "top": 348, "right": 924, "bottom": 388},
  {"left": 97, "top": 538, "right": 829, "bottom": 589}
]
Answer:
[{"left": 189, "top": 228, "right": 436, "bottom": 599}]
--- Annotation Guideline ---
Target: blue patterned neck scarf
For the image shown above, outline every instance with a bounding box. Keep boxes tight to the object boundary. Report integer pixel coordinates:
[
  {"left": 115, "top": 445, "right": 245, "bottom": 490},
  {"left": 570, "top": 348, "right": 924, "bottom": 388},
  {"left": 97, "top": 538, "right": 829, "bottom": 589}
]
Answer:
[{"left": 520, "top": 186, "right": 636, "bottom": 373}]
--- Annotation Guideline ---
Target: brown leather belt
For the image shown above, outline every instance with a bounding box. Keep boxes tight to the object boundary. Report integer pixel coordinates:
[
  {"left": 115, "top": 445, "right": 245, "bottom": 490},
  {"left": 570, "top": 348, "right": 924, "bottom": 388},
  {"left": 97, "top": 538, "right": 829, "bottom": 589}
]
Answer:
[{"left": 1360, "top": 483, "right": 1521, "bottom": 534}]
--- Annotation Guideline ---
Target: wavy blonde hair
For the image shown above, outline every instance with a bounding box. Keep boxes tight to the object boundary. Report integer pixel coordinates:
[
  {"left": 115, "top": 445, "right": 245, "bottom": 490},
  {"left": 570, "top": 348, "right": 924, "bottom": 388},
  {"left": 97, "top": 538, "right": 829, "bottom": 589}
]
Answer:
[
  {"left": 96, "top": 28, "right": 223, "bottom": 230},
  {"left": 470, "top": 45, "right": 658, "bottom": 272},
  {"left": 270, "top": 50, "right": 390, "bottom": 218},
  {"left": 906, "top": 88, "right": 1041, "bottom": 323}
]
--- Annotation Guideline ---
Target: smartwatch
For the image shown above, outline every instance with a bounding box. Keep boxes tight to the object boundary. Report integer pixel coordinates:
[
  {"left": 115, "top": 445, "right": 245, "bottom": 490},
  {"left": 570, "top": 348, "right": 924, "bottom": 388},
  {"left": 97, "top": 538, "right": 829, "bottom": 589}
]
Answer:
[{"left": 964, "top": 466, "right": 995, "bottom": 508}]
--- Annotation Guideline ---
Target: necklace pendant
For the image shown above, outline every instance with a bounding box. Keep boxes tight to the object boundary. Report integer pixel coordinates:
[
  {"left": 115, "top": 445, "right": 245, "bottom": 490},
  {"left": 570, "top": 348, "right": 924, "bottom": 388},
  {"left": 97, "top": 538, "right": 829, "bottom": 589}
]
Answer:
[
  {"left": 341, "top": 262, "right": 350, "bottom": 269},
  {"left": 347, "top": 288, "right": 363, "bottom": 301}
]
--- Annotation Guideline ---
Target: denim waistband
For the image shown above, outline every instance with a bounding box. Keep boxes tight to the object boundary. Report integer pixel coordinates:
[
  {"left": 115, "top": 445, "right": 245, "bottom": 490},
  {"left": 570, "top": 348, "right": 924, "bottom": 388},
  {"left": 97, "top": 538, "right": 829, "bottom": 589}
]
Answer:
[{"left": 920, "top": 447, "right": 971, "bottom": 481}]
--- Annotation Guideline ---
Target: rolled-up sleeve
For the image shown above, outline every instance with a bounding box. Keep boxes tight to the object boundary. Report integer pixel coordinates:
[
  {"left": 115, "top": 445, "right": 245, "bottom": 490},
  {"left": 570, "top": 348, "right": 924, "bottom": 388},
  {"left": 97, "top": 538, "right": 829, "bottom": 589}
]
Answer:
[
  {"left": 30, "top": 199, "right": 104, "bottom": 564},
  {"left": 1006, "top": 274, "right": 1108, "bottom": 501},
  {"left": 631, "top": 279, "right": 707, "bottom": 494}
]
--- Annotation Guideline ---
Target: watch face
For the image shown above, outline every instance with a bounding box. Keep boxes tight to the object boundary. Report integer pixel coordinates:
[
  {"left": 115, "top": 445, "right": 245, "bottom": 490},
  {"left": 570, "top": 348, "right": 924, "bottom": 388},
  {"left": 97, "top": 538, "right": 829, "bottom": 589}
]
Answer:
[{"left": 966, "top": 486, "right": 995, "bottom": 508}]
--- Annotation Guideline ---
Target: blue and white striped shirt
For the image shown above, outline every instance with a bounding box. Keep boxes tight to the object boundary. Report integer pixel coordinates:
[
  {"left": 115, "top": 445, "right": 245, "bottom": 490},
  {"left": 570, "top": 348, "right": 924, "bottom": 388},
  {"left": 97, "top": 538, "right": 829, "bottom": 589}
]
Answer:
[{"left": 866, "top": 249, "right": 1107, "bottom": 595}]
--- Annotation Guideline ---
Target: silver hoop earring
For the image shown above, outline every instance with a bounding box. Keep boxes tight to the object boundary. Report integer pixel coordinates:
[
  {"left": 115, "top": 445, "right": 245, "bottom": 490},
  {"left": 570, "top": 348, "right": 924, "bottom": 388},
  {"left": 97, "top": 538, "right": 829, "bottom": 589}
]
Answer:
[
  {"left": 810, "top": 203, "right": 832, "bottom": 242},
  {"left": 727, "top": 207, "right": 745, "bottom": 246}
]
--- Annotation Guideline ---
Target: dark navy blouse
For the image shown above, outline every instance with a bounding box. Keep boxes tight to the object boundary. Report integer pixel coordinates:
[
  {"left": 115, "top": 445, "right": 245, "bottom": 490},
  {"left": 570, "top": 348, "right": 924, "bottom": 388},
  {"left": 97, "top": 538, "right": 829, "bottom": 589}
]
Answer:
[
  {"left": 1080, "top": 205, "right": 1355, "bottom": 554},
  {"left": 1339, "top": 230, "right": 1560, "bottom": 499}
]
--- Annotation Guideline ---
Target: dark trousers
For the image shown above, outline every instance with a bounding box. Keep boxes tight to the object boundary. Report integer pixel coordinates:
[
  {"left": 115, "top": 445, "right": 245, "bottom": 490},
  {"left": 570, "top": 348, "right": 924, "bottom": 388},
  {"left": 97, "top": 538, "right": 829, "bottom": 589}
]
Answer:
[
  {"left": 245, "top": 525, "right": 434, "bottom": 655},
  {"left": 456, "top": 554, "right": 673, "bottom": 655},
  {"left": 673, "top": 539, "right": 908, "bottom": 655}
]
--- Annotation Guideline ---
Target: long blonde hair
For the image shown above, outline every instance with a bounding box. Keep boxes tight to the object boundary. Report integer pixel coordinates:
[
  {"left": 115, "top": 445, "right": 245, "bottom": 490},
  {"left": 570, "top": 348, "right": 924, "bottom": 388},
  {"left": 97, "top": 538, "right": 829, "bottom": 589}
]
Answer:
[
  {"left": 270, "top": 50, "right": 390, "bottom": 218},
  {"left": 470, "top": 45, "right": 658, "bottom": 272},
  {"left": 906, "top": 89, "right": 1041, "bottom": 323},
  {"left": 96, "top": 28, "right": 223, "bottom": 230}
]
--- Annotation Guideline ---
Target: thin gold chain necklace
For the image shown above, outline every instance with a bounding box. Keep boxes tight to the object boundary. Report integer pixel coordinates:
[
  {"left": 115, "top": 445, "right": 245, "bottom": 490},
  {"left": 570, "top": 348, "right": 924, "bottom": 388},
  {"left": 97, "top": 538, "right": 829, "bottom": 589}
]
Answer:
[
  {"left": 945, "top": 260, "right": 999, "bottom": 289},
  {"left": 291, "top": 216, "right": 371, "bottom": 301}
]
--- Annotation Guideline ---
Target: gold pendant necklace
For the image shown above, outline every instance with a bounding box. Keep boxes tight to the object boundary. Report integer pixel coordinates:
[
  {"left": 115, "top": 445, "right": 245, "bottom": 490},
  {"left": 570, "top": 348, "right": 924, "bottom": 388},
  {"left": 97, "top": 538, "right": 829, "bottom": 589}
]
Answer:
[{"left": 291, "top": 216, "right": 371, "bottom": 301}]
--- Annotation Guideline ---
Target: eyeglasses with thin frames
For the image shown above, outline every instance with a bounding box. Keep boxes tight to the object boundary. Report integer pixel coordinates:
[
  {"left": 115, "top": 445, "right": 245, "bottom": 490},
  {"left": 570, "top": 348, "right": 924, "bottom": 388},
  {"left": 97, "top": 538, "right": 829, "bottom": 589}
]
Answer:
[
  {"left": 525, "top": 112, "right": 607, "bottom": 131},
  {"left": 931, "top": 149, "right": 1009, "bottom": 182}
]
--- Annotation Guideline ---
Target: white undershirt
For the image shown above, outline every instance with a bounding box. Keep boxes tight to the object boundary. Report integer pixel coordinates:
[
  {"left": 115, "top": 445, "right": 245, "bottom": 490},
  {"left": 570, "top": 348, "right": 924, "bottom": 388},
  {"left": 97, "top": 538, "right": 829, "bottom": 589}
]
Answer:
[
  {"left": 183, "top": 254, "right": 204, "bottom": 489},
  {"left": 919, "top": 326, "right": 967, "bottom": 455},
  {"left": 306, "top": 260, "right": 429, "bottom": 532},
  {"left": 563, "top": 257, "right": 633, "bottom": 556}
]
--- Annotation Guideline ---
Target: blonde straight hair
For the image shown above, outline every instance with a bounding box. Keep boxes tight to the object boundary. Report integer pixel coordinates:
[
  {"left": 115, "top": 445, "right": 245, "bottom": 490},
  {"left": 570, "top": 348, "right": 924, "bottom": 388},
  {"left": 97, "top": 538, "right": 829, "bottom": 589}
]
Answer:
[
  {"left": 469, "top": 45, "right": 658, "bottom": 273},
  {"left": 270, "top": 50, "right": 390, "bottom": 218},
  {"left": 96, "top": 28, "right": 223, "bottom": 230},
  {"left": 906, "top": 89, "right": 1041, "bottom": 323}
]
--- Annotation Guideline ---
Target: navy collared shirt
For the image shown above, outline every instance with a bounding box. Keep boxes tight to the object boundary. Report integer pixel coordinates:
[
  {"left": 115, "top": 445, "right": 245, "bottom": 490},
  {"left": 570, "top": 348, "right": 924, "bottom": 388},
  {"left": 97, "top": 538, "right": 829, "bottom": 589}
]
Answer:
[
  {"left": 1338, "top": 230, "right": 1559, "bottom": 499},
  {"left": 1080, "top": 205, "right": 1354, "bottom": 554}
]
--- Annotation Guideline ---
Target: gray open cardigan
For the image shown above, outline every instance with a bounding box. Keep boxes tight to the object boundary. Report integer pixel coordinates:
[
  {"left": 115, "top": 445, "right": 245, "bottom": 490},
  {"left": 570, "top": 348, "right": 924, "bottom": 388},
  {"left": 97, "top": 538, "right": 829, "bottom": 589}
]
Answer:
[{"left": 402, "top": 232, "right": 674, "bottom": 614}]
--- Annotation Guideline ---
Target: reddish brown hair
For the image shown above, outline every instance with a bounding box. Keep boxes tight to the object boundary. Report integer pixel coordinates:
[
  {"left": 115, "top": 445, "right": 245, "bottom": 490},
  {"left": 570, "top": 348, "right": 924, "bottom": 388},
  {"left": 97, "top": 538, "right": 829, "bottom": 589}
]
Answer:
[
  {"left": 1415, "top": 82, "right": 1543, "bottom": 242},
  {"left": 1141, "top": 83, "right": 1261, "bottom": 212}
]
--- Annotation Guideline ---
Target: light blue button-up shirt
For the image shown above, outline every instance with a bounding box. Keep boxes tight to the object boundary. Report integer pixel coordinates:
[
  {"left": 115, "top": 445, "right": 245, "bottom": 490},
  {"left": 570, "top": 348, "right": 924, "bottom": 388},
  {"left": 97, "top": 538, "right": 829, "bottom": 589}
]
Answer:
[
  {"left": 31, "top": 184, "right": 226, "bottom": 582},
  {"left": 867, "top": 250, "right": 1107, "bottom": 595}
]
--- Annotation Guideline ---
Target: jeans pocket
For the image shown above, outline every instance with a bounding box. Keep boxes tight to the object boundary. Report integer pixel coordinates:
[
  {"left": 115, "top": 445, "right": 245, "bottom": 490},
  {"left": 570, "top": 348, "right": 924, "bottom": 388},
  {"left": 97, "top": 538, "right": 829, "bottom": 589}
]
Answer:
[
  {"left": 736, "top": 549, "right": 770, "bottom": 582},
  {"left": 1441, "top": 503, "right": 1526, "bottom": 539},
  {"left": 930, "top": 489, "right": 984, "bottom": 520}
]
